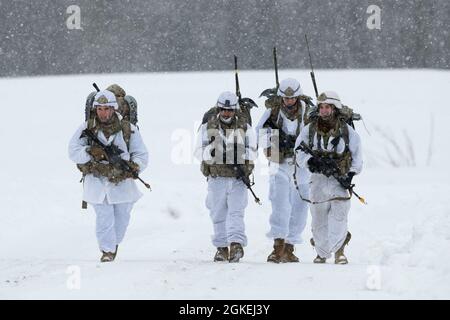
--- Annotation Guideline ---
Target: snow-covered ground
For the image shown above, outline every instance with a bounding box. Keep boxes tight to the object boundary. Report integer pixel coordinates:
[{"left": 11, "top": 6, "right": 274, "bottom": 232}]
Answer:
[{"left": 0, "top": 69, "right": 449, "bottom": 299}]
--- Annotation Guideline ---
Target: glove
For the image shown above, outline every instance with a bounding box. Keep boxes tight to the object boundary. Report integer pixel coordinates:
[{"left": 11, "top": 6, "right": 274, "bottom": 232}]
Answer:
[
  {"left": 341, "top": 172, "right": 355, "bottom": 188},
  {"left": 126, "top": 161, "right": 140, "bottom": 178},
  {"left": 128, "top": 160, "right": 140, "bottom": 172},
  {"left": 88, "top": 146, "right": 108, "bottom": 161}
]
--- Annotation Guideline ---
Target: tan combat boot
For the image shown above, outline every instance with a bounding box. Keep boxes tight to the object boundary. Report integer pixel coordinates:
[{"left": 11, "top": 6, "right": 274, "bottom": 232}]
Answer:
[
  {"left": 335, "top": 232, "right": 352, "bottom": 265},
  {"left": 313, "top": 255, "right": 327, "bottom": 263},
  {"left": 214, "top": 247, "right": 229, "bottom": 262},
  {"left": 281, "top": 243, "right": 299, "bottom": 263},
  {"left": 229, "top": 242, "right": 244, "bottom": 263},
  {"left": 100, "top": 245, "right": 118, "bottom": 263},
  {"left": 100, "top": 251, "right": 115, "bottom": 263},
  {"left": 267, "top": 238, "right": 285, "bottom": 263}
]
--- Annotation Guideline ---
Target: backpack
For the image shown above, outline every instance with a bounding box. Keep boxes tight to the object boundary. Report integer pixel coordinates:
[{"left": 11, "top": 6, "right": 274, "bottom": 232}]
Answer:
[
  {"left": 84, "top": 84, "right": 138, "bottom": 148},
  {"left": 85, "top": 84, "right": 139, "bottom": 126}
]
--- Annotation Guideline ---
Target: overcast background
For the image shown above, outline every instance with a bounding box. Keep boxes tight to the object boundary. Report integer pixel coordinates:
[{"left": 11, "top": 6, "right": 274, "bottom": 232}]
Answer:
[{"left": 0, "top": 0, "right": 448, "bottom": 77}]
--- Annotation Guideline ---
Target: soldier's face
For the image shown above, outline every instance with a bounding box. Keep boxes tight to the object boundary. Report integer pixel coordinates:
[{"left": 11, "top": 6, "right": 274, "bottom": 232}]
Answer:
[
  {"left": 319, "top": 103, "right": 334, "bottom": 119},
  {"left": 219, "top": 108, "right": 235, "bottom": 120},
  {"left": 96, "top": 106, "right": 114, "bottom": 123},
  {"left": 283, "top": 97, "right": 297, "bottom": 108}
]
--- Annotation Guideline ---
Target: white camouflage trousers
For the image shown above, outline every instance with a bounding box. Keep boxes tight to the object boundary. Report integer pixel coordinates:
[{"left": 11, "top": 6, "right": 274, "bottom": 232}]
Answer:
[
  {"left": 92, "top": 200, "right": 134, "bottom": 253},
  {"left": 309, "top": 174, "right": 350, "bottom": 259},
  {"left": 267, "top": 160, "right": 309, "bottom": 245},
  {"left": 206, "top": 177, "right": 248, "bottom": 248}
]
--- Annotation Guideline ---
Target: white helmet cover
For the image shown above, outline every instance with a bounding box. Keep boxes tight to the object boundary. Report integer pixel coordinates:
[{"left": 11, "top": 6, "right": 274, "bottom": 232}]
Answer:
[
  {"left": 317, "top": 91, "right": 342, "bottom": 109},
  {"left": 92, "top": 90, "right": 119, "bottom": 109},
  {"left": 216, "top": 91, "right": 239, "bottom": 110},
  {"left": 277, "top": 78, "right": 303, "bottom": 98}
]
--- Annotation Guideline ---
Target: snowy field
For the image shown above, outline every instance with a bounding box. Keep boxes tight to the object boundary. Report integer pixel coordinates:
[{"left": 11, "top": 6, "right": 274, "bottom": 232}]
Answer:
[{"left": 0, "top": 69, "right": 449, "bottom": 299}]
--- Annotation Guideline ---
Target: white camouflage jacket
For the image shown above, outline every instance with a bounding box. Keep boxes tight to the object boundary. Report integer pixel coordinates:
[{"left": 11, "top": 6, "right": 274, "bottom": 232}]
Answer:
[{"left": 68, "top": 120, "right": 148, "bottom": 204}]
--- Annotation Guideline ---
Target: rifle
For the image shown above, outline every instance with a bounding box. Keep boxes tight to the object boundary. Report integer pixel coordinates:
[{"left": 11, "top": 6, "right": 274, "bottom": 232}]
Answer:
[
  {"left": 233, "top": 55, "right": 258, "bottom": 110},
  {"left": 234, "top": 55, "right": 241, "bottom": 101},
  {"left": 305, "top": 34, "right": 319, "bottom": 99},
  {"left": 259, "top": 47, "right": 280, "bottom": 99},
  {"left": 274, "top": 46, "right": 279, "bottom": 90},
  {"left": 93, "top": 83, "right": 100, "bottom": 92},
  {"left": 296, "top": 141, "right": 366, "bottom": 204},
  {"left": 304, "top": 36, "right": 363, "bottom": 130},
  {"left": 80, "top": 129, "right": 152, "bottom": 190},
  {"left": 232, "top": 164, "right": 261, "bottom": 205}
]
